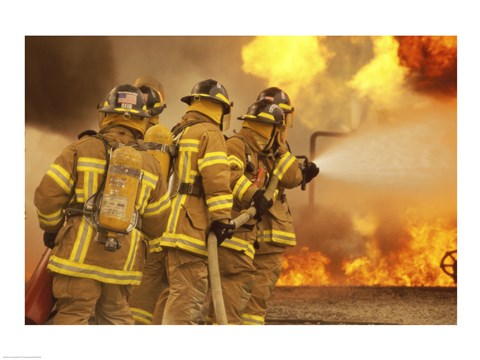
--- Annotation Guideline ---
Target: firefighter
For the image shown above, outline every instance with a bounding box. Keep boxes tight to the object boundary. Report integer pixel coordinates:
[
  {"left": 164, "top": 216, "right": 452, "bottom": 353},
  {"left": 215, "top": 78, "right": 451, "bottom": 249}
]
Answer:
[
  {"left": 241, "top": 87, "right": 319, "bottom": 325},
  {"left": 34, "top": 84, "right": 171, "bottom": 325},
  {"left": 205, "top": 100, "right": 287, "bottom": 324},
  {"left": 154, "top": 79, "right": 235, "bottom": 325},
  {"left": 127, "top": 76, "right": 171, "bottom": 325}
]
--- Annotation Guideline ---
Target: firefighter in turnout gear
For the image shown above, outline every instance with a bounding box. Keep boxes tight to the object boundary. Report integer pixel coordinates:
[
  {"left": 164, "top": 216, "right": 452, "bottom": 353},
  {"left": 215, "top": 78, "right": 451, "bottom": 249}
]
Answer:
[
  {"left": 127, "top": 76, "right": 172, "bottom": 325},
  {"left": 241, "top": 87, "right": 318, "bottom": 325},
  {"left": 205, "top": 100, "right": 287, "bottom": 324},
  {"left": 154, "top": 79, "right": 234, "bottom": 325},
  {"left": 34, "top": 84, "right": 171, "bottom": 325}
]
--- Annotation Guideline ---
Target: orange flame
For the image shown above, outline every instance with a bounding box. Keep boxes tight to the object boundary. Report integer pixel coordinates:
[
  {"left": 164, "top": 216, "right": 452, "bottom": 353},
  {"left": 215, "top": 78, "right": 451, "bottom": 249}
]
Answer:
[
  {"left": 277, "top": 246, "right": 332, "bottom": 286},
  {"left": 278, "top": 209, "right": 457, "bottom": 287},
  {"left": 396, "top": 36, "right": 457, "bottom": 97}
]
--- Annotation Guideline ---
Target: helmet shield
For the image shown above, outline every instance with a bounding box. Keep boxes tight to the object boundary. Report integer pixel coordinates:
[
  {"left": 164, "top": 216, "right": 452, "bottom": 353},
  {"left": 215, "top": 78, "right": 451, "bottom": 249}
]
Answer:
[
  {"left": 221, "top": 111, "right": 231, "bottom": 131},
  {"left": 134, "top": 75, "right": 167, "bottom": 117}
]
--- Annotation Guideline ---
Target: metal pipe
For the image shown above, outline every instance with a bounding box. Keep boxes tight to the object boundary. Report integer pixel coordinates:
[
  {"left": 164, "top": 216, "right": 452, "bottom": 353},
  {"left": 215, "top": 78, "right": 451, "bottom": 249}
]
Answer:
[{"left": 309, "top": 131, "right": 347, "bottom": 208}]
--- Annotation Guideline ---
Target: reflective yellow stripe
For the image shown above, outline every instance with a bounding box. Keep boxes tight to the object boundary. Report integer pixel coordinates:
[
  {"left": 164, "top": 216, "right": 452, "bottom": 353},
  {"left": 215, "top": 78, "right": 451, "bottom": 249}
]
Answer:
[
  {"left": 279, "top": 103, "right": 293, "bottom": 112},
  {"left": 160, "top": 233, "right": 208, "bottom": 257},
  {"left": 141, "top": 170, "right": 159, "bottom": 189},
  {"left": 258, "top": 229, "right": 296, "bottom": 246},
  {"left": 221, "top": 236, "right": 255, "bottom": 259},
  {"left": 48, "top": 255, "right": 143, "bottom": 285},
  {"left": 166, "top": 194, "right": 187, "bottom": 233},
  {"left": 148, "top": 237, "right": 162, "bottom": 253},
  {"left": 198, "top": 151, "right": 228, "bottom": 171},
  {"left": 232, "top": 175, "right": 252, "bottom": 201},
  {"left": 144, "top": 192, "right": 171, "bottom": 217},
  {"left": 242, "top": 313, "right": 265, "bottom": 325},
  {"left": 227, "top": 155, "right": 244, "bottom": 170},
  {"left": 37, "top": 208, "right": 63, "bottom": 227},
  {"left": 70, "top": 217, "right": 94, "bottom": 263},
  {"left": 77, "top": 157, "right": 106, "bottom": 174},
  {"left": 113, "top": 107, "right": 141, "bottom": 114},
  {"left": 130, "top": 307, "right": 153, "bottom": 324},
  {"left": 258, "top": 112, "right": 275, "bottom": 121},
  {"left": 136, "top": 182, "right": 149, "bottom": 214},
  {"left": 75, "top": 188, "right": 85, "bottom": 203},
  {"left": 273, "top": 152, "right": 296, "bottom": 180},
  {"left": 179, "top": 139, "right": 200, "bottom": 152},
  {"left": 47, "top": 164, "right": 74, "bottom": 193},
  {"left": 206, "top": 194, "right": 233, "bottom": 212},
  {"left": 124, "top": 229, "right": 140, "bottom": 271}
]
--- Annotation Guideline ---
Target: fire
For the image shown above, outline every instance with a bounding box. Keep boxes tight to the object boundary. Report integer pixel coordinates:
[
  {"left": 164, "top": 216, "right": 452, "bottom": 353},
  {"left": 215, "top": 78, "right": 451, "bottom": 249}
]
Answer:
[
  {"left": 278, "top": 209, "right": 457, "bottom": 287},
  {"left": 396, "top": 36, "right": 457, "bottom": 97},
  {"left": 241, "top": 36, "right": 331, "bottom": 99},
  {"left": 277, "top": 246, "right": 332, "bottom": 286},
  {"left": 348, "top": 36, "right": 408, "bottom": 108}
]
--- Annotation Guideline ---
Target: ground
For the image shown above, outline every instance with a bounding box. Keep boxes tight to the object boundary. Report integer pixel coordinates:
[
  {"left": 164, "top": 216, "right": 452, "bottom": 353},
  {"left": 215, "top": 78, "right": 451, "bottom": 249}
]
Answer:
[{"left": 265, "top": 286, "right": 457, "bottom": 325}]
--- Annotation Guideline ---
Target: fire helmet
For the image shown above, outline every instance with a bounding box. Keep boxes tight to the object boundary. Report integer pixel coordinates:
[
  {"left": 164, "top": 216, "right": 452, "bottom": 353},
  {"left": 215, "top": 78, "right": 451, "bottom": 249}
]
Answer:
[
  {"left": 98, "top": 84, "right": 151, "bottom": 137},
  {"left": 181, "top": 79, "right": 232, "bottom": 114},
  {"left": 181, "top": 79, "right": 233, "bottom": 130},
  {"left": 257, "top": 87, "right": 294, "bottom": 128},
  {"left": 134, "top": 76, "right": 167, "bottom": 118},
  {"left": 237, "top": 99, "right": 285, "bottom": 126},
  {"left": 99, "top": 84, "right": 151, "bottom": 119}
]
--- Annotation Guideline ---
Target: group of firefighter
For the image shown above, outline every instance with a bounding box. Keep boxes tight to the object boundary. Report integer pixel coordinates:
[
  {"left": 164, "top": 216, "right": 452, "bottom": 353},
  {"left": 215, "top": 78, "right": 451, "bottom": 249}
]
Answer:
[{"left": 33, "top": 77, "right": 319, "bottom": 325}]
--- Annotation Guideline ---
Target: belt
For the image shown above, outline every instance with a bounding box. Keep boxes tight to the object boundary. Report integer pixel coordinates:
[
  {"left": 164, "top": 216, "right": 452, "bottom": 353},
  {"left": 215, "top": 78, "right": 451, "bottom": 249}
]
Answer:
[{"left": 178, "top": 182, "right": 204, "bottom": 197}]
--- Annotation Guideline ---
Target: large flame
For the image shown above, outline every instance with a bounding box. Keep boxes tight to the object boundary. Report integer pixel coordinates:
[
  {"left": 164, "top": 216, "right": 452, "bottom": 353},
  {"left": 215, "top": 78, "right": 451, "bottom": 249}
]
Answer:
[
  {"left": 241, "top": 36, "right": 331, "bottom": 99},
  {"left": 396, "top": 36, "right": 457, "bottom": 97},
  {"left": 348, "top": 36, "right": 408, "bottom": 108},
  {"left": 279, "top": 209, "right": 457, "bottom": 287}
]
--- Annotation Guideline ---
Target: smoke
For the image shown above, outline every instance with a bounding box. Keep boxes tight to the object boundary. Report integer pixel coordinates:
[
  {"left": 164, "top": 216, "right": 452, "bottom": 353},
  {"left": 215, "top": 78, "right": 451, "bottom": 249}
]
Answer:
[{"left": 25, "top": 36, "right": 116, "bottom": 137}]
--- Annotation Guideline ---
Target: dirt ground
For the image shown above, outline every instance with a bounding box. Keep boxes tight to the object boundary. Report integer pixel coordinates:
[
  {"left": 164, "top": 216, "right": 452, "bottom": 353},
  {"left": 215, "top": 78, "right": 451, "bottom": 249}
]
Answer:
[{"left": 265, "top": 286, "right": 457, "bottom": 325}]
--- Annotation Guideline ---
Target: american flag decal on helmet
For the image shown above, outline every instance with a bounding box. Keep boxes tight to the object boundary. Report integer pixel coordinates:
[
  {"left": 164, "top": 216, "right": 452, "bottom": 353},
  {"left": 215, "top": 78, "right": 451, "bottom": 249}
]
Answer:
[{"left": 118, "top": 91, "right": 137, "bottom": 105}]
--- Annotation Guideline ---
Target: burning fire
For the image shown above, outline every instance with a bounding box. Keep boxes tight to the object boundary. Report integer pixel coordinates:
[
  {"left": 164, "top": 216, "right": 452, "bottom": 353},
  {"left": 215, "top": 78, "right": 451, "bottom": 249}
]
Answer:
[
  {"left": 348, "top": 36, "right": 408, "bottom": 108},
  {"left": 396, "top": 36, "right": 457, "bottom": 97},
  {"left": 241, "top": 36, "right": 456, "bottom": 131},
  {"left": 241, "top": 36, "right": 331, "bottom": 99},
  {"left": 279, "top": 209, "right": 457, "bottom": 287},
  {"left": 277, "top": 247, "right": 332, "bottom": 286}
]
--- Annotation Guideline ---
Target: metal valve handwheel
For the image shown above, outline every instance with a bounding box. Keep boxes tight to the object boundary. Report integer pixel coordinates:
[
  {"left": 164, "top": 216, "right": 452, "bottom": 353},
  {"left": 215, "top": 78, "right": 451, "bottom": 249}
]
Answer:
[{"left": 440, "top": 250, "right": 457, "bottom": 284}]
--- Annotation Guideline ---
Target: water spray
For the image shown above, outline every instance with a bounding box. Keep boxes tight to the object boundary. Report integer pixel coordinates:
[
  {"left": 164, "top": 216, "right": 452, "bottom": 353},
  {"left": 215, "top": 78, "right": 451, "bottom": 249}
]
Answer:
[
  {"left": 308, "top": 130, "right": 349, "bottom": 207},
  {"left": 312, "top": 118, "right": 455, "bottom": 198}
]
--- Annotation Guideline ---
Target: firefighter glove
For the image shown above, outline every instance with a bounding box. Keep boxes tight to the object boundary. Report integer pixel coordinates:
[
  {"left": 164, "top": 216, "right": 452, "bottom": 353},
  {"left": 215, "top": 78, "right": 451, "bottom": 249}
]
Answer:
[
  {"left": 210, "top": 220, "right": 235, "bottom": 246},
  {"left": 252, "top": 189, "right": 273, "bottom": 221},
  {"left": 304, "top": 162, "right": 319, "bottom": 183},
  {"left": 43, "top": 232, "right": 58, "bottom": 249}
]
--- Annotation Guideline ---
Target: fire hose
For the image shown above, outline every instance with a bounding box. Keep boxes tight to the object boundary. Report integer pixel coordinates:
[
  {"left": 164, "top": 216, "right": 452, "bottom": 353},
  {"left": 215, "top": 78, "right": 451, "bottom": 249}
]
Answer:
[{"left": 207, "top": 175, "right": 279, "bottom": 325}]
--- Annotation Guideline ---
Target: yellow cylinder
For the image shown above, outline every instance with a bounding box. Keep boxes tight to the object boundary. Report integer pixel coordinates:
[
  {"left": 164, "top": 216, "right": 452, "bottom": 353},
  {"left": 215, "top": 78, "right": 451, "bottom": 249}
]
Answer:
[
  {"left": 144, "top": 123, "right": 173, "bottom": 182},
  {"left": 99, "top": 146, "right": 142, "bottom": 233}
]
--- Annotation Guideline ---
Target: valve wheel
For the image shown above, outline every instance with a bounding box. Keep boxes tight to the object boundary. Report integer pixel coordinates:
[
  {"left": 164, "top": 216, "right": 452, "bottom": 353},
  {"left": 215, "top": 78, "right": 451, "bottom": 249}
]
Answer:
[{"left": 440, "top": 250, "right": 457, "bottom": 283}]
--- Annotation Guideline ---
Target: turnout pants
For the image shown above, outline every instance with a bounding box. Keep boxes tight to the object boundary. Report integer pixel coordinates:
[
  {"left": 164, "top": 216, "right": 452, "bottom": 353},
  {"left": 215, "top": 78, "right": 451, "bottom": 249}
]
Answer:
[
  {"left": 241, "top": 246, "right": 284, "bottom": 325},
  {"left": 159, "top": 248, "right": 209, "bottom": 325},
  {"left": 52, "top": 274, "right": 134, "bottom": 325},
  {"left": 207, "top": 247, "right": 256, "bottom": 324},
  {"left": 128, "top": 251, "right": 169, "bottom": 324}
]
